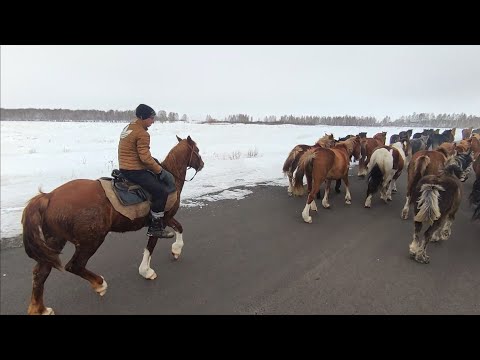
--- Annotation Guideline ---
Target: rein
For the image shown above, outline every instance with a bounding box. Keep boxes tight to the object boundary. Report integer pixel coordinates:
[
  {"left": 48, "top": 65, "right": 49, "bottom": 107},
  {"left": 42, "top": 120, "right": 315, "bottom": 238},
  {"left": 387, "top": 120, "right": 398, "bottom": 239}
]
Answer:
[{"left": 162, "top": 143, "right": 200, "bottom": 182}]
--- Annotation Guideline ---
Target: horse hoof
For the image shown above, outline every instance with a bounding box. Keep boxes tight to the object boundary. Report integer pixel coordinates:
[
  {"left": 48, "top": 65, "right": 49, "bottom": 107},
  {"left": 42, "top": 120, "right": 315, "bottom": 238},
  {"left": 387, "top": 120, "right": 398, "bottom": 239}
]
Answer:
[
  {"left": 95, "top": 277, "right": 108, "bottom": 296},
  {"left": 415, "top": 255, "right": 430, "bottom": 264},
  {"left": 364, "top": 205, "right": 370, "bottom": 208},
  {"left": 140, "top": 268, "right": 157, "bottom": 280},
  {"left": 345, "top": 200, "right": 351, "bottom": 205},
  {"left": 304, "top": 216, "right": 312, "bottom": 223},
  {"left": 172, "top": 252, "right": 180, "bottom": 260},
  {"left": 42, "top": 307, "right": 55, "bottom": 315}
]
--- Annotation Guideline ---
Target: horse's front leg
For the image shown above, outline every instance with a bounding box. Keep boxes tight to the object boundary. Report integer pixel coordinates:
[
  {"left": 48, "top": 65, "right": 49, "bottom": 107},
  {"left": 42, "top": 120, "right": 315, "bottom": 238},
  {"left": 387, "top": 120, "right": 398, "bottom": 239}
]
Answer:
[
  {"left": 166, "top": 218, "right": 184, "bottom": 260},
  {"left": 139, "top": 236, "right": 159, "bottom": 279},
  {"left": 287, "top": 172, "right": 294, "bottom": 196}
]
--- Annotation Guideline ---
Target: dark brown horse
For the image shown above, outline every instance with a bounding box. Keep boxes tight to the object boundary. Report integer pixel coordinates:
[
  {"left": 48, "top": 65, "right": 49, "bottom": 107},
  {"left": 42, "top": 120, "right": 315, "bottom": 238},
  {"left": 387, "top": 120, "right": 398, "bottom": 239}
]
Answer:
[
  {"left": 409, "top": 163, "right": 464, "bottom": 264},
  {"left": 21, "top": 135, "right": 204, "bottom": 315},
  {"left": 292, "top": 136, "right": 360, "bottom": 223},
  {"left": 470, "top": 178, "right": 480, "bottom": 220}
]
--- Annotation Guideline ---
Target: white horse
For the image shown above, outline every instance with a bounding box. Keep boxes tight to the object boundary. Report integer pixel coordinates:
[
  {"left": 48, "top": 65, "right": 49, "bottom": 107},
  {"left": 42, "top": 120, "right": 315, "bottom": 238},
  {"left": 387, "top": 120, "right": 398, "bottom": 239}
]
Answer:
[{"left": 364, "top": 142, "right": 406, "bottom": 208}]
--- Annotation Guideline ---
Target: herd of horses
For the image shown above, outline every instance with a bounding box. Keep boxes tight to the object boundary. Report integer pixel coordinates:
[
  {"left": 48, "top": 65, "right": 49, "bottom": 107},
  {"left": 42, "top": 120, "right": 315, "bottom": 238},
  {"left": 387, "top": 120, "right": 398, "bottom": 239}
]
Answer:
[
  {"left": 19, "top": 127, "right": 480, "bottom": 315},
  {"left": 282, "top": 127, "right": 480, "bottom": 265}
]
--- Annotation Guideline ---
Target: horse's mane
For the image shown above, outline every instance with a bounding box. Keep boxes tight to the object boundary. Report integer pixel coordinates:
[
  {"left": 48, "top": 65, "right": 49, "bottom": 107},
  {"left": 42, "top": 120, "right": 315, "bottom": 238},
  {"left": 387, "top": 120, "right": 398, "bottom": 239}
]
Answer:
[
  {"left": 315, "top": 133, "right": 334, "bottom": 147},
  {"left": 436, "top": 143, "right": 456, "bottom": 159}
]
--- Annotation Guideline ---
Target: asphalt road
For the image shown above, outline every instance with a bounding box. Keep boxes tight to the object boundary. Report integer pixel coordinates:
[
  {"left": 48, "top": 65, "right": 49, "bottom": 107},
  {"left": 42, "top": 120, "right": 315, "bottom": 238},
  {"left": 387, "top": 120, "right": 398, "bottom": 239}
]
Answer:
[{"left": 1, "top": 165, "right": 479, "bottom": 315}]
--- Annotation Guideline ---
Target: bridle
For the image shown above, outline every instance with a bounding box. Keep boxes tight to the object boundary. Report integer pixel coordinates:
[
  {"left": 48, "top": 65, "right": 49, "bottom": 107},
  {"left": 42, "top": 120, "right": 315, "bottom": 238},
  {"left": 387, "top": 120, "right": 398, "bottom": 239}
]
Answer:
[{"left": 163, "top": 143, "right": 202, "bottom": 182}]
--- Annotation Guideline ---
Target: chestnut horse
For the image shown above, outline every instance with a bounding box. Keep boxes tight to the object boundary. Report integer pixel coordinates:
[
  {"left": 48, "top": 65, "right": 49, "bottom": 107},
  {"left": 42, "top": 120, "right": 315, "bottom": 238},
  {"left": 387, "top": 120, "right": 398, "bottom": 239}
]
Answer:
[
  {"left": 364, "top": 142, "right": 405, "bottom": 208},
  {"left": 282, "top": 134, "right": 335, "bottom": 196},
  {"left": 357, "top": 132, "right": 386, "bottom": 177},
  {"left": 400, "top": 142, "right": 456, "bottom": 220},
  {"left": 21, "top": 135, "right": 204, "bottom": 315},
  {"left": 409, "top": 163, "right": 464, "bottom": 264},
  {"left": 292, "top": 136, "right": 360, "bottom": 223}
]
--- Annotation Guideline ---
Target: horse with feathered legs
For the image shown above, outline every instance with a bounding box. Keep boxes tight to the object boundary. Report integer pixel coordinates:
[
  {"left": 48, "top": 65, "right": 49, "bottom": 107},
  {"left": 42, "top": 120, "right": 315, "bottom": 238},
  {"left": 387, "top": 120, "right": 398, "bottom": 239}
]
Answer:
[
  {"left": 283, "top": 134, "right": 336, "bottom": 196},
  {"left": 470, "top": 178, "right": 480, "bottom": 220},
  {"left": 409, "top": 162, "right": 464, "bottom": 264},
  {"left": 400, "top": 142, "right": 457, "bottom": 220},
  {"left": 292, "top": 136, "right": 360, "bottom": 223},
  {"left": 21, "top": 135, "right": 204, "bottom": 315},
  {"left": 364, "top": 142, "right": 406, "bottom": 208}
]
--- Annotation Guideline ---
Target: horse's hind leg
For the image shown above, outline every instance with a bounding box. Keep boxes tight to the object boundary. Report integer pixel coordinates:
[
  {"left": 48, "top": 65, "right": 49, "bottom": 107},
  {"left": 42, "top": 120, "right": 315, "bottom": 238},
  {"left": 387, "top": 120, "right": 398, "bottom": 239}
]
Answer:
[
  {"left": 414, "top": 222, "right": 440, "bottom": 264},
  {"left": 342, "top": 176, "right": 352, "bottom": 204},
  {"left": 409, "top": 221, "right": 423, "bottom": 258},
  {"left": 28, "top": 262, "right": 54, "bottom": 315},
  {"left": 302, "top": 175, "right": 323, "bottom": 223},
  {"left": 439, "top": 213, "right": 455, "bottom": 241},
  {"left": 65, "top": 237, "right": 108, "bottom": 296}
]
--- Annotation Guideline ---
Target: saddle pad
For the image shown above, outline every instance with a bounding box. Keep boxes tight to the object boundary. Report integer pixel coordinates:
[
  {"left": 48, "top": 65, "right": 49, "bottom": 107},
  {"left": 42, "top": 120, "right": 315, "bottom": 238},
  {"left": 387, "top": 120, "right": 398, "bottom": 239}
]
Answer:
[
  {"left": 99, "top": 179, "right": 179, "bottom": 219},
  {"left": 98, "top": 179, "right": 150, "bottom": 220}
]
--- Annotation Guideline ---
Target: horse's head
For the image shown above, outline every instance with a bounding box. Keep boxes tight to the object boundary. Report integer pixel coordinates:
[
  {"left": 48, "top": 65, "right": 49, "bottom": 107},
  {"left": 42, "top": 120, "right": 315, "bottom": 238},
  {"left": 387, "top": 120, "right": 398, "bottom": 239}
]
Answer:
[
  {"left": 176, "top": 135, "right": 204, "bottom": 172},
  {"left": 373, "top": 132, "right": 387, "bottom": 145},
  {"left": 462, "top": 127, "right": 473, "bottom": 140},
  {"left": 342, "top": 136, "right": 360, "bottom": 159},
  {"left": 316, "top": 133, "right": 336, "bottom": 148}
]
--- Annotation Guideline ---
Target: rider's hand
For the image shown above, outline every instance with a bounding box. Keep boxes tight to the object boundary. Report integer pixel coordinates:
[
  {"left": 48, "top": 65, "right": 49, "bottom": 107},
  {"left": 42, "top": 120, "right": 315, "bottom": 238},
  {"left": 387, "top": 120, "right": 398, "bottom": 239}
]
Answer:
[{"left": 158, "top": 169, "right": 174, "bottom": 185}]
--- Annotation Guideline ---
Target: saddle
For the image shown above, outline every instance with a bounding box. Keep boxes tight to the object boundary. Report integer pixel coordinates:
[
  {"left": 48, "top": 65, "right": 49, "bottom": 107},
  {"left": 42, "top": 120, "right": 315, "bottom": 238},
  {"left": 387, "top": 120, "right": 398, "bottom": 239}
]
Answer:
[{"left": 100, "top": 169, "right": 150, "bottom": 206}]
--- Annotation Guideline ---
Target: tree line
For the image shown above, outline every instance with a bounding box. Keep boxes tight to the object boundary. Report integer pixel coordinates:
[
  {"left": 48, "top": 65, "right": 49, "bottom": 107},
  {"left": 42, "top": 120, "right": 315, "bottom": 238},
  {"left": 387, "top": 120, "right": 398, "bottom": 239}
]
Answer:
[
  {"left": 0, "top": 108, "right": 188, "bottom": 123},
  {"left": 1, "top": 108, "right": 479, "bottom": 128}
]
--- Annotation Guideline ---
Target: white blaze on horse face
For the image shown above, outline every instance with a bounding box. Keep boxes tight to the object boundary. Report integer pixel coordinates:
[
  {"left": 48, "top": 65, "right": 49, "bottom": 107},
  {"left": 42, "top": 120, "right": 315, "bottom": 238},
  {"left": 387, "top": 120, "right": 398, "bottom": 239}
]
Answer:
[
  {"left": 172, "top": 232, "right": 184, "bottom": 259},
  {"left": 139, "top": 249, "right": 157, "bottom": 280}
]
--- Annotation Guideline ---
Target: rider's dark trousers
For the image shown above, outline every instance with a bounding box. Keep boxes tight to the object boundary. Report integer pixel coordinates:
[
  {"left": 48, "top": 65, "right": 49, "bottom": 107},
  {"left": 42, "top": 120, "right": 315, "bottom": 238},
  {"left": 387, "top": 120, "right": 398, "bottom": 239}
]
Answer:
[{"left": 120, "top": 169, "right": 168, "bottom": 213}]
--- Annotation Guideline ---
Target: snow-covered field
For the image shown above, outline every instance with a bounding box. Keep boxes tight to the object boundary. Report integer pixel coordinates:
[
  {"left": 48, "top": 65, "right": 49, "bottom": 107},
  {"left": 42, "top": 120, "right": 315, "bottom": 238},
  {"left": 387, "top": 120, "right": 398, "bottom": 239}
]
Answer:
[{"left": 1, "top": 121, "right": 457, "bottom": 240}]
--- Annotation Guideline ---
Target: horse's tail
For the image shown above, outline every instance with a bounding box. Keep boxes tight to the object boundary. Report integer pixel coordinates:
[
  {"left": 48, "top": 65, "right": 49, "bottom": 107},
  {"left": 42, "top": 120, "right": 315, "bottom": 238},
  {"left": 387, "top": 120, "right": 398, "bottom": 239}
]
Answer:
[
  {"left": 21, "top": 191, "right": 62, "bottom": 270},
  {"left": 414, "top": 183, "right": 445, "bottom": 225},
  {"left": 292, "top": 149, "right": 315, "bottom": 196},
  {"left": 470, "top": 178, "right": 480, "bottom": 220},
  {"left": 366, "top": 148, "right": 392, "bottom": 192},
  {"left": 366, "top": 164, "right": 383, "bottom": 195},
  {"left": 282, "top": 146, "right": 304, "bottom": 175},
  {"left": 360, "top": 140, "right": 367, "bottom": 160}
]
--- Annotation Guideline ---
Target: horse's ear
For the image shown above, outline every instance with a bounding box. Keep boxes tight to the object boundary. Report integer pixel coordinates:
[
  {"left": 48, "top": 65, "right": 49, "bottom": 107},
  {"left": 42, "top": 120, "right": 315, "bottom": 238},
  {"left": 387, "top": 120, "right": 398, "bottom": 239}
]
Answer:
[
  {"left": 176, "top": 135, "right": 183, "bottom": 142},
  {"left": 187, "top": 135, "right": 192, "bottom": 143}
]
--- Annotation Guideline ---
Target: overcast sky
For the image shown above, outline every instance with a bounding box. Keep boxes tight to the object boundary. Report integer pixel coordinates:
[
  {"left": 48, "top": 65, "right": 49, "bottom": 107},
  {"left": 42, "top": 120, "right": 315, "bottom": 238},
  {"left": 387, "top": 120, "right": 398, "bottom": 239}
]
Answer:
[{"left": 1, "top": 45, "right": 479, "bottom": 121}]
